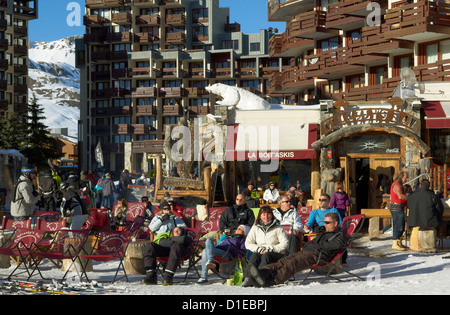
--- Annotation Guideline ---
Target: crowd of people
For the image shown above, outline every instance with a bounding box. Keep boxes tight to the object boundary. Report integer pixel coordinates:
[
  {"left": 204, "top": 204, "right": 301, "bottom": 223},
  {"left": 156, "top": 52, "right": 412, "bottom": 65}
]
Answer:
[{"left": 8, "top": 163, "right": 446, "bottom": 287}]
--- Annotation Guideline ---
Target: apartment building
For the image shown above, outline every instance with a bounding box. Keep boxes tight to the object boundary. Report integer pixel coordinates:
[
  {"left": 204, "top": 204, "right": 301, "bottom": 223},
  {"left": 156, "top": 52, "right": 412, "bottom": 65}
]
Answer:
[
  {"left": 0, "top": 0, "right": 37, "bottom": 119},
  {"left": 77, "top": 0, "right": 285, "bottom": 173},
  {"left": 267, "top": 0, "right": 450, "bottom": 103},
  {"left": 266, "top": 0, "right": 450, "bottom": 212}
]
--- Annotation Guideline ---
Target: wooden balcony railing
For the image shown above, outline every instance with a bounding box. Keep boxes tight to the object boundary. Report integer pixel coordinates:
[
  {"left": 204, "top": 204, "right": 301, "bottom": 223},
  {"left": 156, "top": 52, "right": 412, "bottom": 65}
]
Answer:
[
  {"left": 111, "top": 12, "right": 132, "bottom": 24},
  {"left": 132, "top": 87, "right": 158, "bottom": 97},
  {"left": 384, "top": 0, "right": 450, "bottom": 40},
  {"left": 136, "top": 15, "right": 161, "bottom": 25},
  {"left": 91, "top": 106, "right": 131, "bottom": 117},
  {"left": 334, "top": 77, "right": 400, "bottom": 102},
  {"left": 136, "top": 105, "right": 157, "bottom": 116},
  {"left": 162, "top": 105, "right": 182, "bottom": 116},
  {"left": 166, "top": 13, "right": 186, "bottom": 25}
]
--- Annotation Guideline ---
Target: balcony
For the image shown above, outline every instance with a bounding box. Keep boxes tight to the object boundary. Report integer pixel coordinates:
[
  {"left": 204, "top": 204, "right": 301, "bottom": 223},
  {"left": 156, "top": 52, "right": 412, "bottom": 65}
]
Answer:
[
  {"left": 0, "top": 59, "right": 8, "bottom": 70},
  {"left": 15, "top": 83, "right": 28, "bottom": 94},
  {"left": 136, "top": 15, "right": 161, "bottom": 25},
  {"left": 287, "top": 10, "right": 339, "bottom": 40},
  {"left": 84, "top": 15, "right": 109, "bottom": 26},
  {"left": 106, "top": 32, "right": 133, "bottom": 43},
  {"left": 91, "top": 125, "right": 110, "bottom": 135},
  {"left": 161, "top": 67, "right": 178, "bottom": 77},
  {"left": 91, "top": 106, "right": 131, "bottom": 117},
  {"left": 134, "top": 0, "right": 159, "bottom": 6},
  {"left": 132, "top": 86, "right": 158, "bottom": 97},
  {"left": 111, "top": 12, "right": 132, "bottom": 24},
  {"left": 162, "top": 105, "right": 182, "bottom": 116},
  {"left": 358, "top": 25, "right": 414, "bottom": 55},
  {"left": 280, "top": 65, "right": 314, "bottom": 93},
  {"left": 14, "top": 0, "right": 37, "bottom": 20},
  {"left": 267, "top": 72, "right": 284, "bottom": 94},
  {"left": 91, "top": 50, "right": 128, "bottom": 62},
  {"left": 90, "top": 88, "right": 129, "bottom": 99},
  {"left": 334, "top": 77, "right": 400, "bottom": 102},
  {"left": 84, "top": 33, "right": 105, "bottom": 44},
  {"left": 161, "top": 87, "right": 184, "bottom": 97},
  {"left": 136, "top": 32, "right": 159, "bottom": 43},
  {"left": 414, "top": 59, "right": 450, "bottom": 82},
  {"left": 136, "top": 105, "right": 157, "bottom": 116},
  {"left": 131, "top": 67, "right": 151, "bottom": 78},
  {"left": 187, "top": 67, "right": 206, "bottom": 78},
  {"left": 14, "top": 64, "right": 28, "bottom": 75},
  {"left": 166, "top": 32, "right": 186, "bottom": 44},
  {"left": 0, "top": 39, "right": 8, "bottom": 51},
  {"left": 91, "top": 70, "right": 110, "bottom": 81},
  {"left": 112, "top": 68, "right": 130, "bottom": 79},
  {"left": 269, "top": 33, "right": 314, "bottom": 57},
  {"left": 14, "top": 25, "right": 27, "bottom": 37},
  {"left": 185, "top": 87, "right": 208, "bottom": 97},
  {"left": 113, "top": 124, "right": 133, "bottom": 135},
  {"left": 132, "top": 140, "right": 164, "bottom": 154},
  {"left": 268, "top": 0, "right": 315, "bottom": 21},
  {"left": 384, "top": 0, "right": 450, "bottom": 41},
  {"left": 189, "top": 106, "right": 210, "bottom": 116}
]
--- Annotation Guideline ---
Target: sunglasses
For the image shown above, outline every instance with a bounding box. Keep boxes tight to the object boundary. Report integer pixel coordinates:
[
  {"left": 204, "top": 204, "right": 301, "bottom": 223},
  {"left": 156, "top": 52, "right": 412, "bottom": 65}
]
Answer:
[
  {"left": 319, "top": 199, "right": 328, "bottom": 202},
  {"left": 281, "top": 200, "right": 291, "bottom": 203},
  {"left": 324, "top": 221, "right": 335, "bottom": 224}
]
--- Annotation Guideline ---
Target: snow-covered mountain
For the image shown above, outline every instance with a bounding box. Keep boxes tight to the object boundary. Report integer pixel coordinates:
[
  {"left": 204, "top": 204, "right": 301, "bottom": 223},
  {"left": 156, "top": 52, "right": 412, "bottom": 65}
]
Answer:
[{"left": 28, "top": 36, "right": 81, "bottom": 138}]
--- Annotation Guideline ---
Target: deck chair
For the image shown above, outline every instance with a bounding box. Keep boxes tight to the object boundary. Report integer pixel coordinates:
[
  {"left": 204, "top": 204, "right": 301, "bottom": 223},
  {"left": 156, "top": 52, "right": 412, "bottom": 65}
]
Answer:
[
  {"left": 0, "top": 228, "right": 46, "bottom": 280},
  {"left": 30, "top": 229, "right": 89, "bottom": 281},
  {"left": 156, "top": 228, "right": 200, "bottom": 282},
  {"left": 79, "top": 230, "right": 130, "bottom": 283},
  {"left": 1, "top": 217, "right": 32, "bottom": 235},
  {"left": 302, "top": 214, "right": 366, "bottom": 284},
  {"left": 36, "top": 211, "right": 59, "bottom": 218},
  {"left": 212, "top": 243, "right": 248, "bottom": 282},
  {"left": 88, "top": 208, "right": 111, "bottom": 231},
  {"left": 36, "top": 217, "right": 67, "bottom": 233}
]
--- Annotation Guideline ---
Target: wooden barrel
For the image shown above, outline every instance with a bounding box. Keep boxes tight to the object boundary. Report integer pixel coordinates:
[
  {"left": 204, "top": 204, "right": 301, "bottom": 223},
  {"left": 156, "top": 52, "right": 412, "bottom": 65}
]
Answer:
[
  {"left": 61, "top": 237, "right": 93, "bottom": 272},
  {"left": 124, "top": 240, "right": 150, "bottom": 275}
]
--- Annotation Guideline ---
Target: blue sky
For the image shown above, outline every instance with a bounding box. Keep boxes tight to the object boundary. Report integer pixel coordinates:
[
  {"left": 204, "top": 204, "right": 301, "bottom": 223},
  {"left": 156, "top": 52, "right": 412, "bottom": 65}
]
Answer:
[{"left": 29, "top": 0, "right": 285, "bottom": 42}]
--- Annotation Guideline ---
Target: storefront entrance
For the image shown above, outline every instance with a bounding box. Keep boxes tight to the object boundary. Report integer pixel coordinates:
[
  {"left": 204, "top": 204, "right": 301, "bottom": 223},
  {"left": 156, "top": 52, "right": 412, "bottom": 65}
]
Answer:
[{"left": 339, "top": 155, "right": 402, "bottom": 215}]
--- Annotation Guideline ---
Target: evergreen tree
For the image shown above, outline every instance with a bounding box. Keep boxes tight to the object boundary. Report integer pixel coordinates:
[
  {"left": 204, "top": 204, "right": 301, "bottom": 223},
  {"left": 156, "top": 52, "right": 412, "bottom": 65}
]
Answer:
[
  {"left": 21, "top": 94, "right": 61, "bottom": 170},
  {"left": 0, "top": 114, "right": 26, "bottom": 150}
]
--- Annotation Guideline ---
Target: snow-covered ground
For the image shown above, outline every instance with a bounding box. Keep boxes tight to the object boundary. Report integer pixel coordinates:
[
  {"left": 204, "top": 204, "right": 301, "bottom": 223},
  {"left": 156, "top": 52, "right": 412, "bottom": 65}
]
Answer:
[
  {"left": 1, "top": 231, "right": 450, "bottom": 296},
  {"left": 28, "top": 37, "right": 81, "bottom": 138}
]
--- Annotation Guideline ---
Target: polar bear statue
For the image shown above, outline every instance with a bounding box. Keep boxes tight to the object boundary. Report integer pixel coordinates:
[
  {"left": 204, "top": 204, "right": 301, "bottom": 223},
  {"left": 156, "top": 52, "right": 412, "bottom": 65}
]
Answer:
[{"left": 205, "top": 83, "right": 271, "bottom": 110}]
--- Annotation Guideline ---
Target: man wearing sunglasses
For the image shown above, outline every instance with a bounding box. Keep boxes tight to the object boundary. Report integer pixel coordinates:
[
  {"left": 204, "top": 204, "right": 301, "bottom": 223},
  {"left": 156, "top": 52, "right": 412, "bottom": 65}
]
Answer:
[
  {"left": 247, "top": 212, "right": 347, "bottom": 287},
  {"left": 273, "top": 195, "right": 304, "bottom": 254},
  {"left": 305, "top": 194, "right": 341, "bottom": 233},
  {"left": 149, "top": 200, "right": 186, "bottom": 235}
]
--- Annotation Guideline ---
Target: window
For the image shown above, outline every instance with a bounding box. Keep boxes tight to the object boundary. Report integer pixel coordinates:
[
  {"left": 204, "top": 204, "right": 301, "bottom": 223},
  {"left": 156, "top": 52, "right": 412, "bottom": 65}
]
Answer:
[
  {"left": 137, "top": 98, "right": 156, "bottom": 106},
  {"left": 113, "top": 116, "right": 131, "bottom": 124},
  {"left": 138, "top": 116, "right": 156, "bottom": 127},
  {"left": 319, "top": 37, "right": 340, "bottom": 52},
  {"left": 250, "top": 42, "right": 260, "bottom": 52},
  {"left": 370, "top": 65, "right": 387, "bottom": 85},
  {"left": 113, "top": 98, "right": 131, "bottom": 107},
  {"left": 192, "top": 8, "right": 208, "bottom": 21},
  {"left": 221, "top": 40, "right": 239, "bottom": 50}
]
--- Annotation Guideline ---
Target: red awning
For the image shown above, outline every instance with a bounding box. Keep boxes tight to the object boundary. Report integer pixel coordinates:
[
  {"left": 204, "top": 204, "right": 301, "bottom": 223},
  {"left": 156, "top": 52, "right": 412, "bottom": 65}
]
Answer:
[
  {"left": 225, "top": 123, "right": 317, "bottom": 161},
  {"left": 423, "top": 101, "right": 450, "bottom": 129}
]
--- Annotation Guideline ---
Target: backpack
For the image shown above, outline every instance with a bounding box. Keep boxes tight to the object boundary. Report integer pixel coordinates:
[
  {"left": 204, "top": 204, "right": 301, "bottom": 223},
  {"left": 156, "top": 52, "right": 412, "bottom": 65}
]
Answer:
[{"left": 12, "top": 179, "right": 27, "bottom": 203}]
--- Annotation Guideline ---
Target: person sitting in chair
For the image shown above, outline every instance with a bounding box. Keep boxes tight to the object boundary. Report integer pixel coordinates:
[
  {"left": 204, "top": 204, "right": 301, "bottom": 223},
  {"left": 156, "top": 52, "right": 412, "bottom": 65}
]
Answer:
[
  {"left": 149, "top": 200, "right": 186, "bottom": 235},
  {"left": 197, "top": 224, "right": 250, "bottom": 285},
  {"left": 247, "top": 212, "right": 347, "bottom": 287},
  {"left": 141, "top": 226, "right": 193, "bottom": 286}
]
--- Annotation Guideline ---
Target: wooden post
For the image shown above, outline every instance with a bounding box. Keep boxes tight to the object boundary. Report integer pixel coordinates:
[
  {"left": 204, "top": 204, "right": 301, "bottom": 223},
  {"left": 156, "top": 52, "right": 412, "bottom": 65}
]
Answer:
[
  {"left": 153, "top": 154, "right": 163, "bottom": 203},
  {"left": 445, "top": 164, "right": 448, "bottom": 198},
  {"left": 203, "top": 167, "right": 212, "bottom": 207}
]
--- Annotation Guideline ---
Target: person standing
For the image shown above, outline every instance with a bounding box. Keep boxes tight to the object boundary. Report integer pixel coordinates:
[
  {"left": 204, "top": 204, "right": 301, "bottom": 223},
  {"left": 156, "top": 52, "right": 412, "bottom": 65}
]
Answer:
[
  {"left": 38, "top": 170, "right": 58, "bottom": 211},
  {"left": 390, "top": 171, "right": 409, "bottom": 251},
  {"left": 330, "top": 182, "right": 350, "bottom": 219},
  {"left": 102, "top": 173, "right": 117, "bottom": 209},
  {"left": 11, "top": 165, "right": 39, "bottom": 220},
  {"left": 407, "top": 178, "right": 444, "bottom": 235}
]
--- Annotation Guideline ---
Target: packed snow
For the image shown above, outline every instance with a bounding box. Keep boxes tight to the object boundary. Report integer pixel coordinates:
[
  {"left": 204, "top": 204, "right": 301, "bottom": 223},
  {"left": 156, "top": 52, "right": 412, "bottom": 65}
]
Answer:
[{"left": 1, "top": 230, "right": 450, "bottom": 296}]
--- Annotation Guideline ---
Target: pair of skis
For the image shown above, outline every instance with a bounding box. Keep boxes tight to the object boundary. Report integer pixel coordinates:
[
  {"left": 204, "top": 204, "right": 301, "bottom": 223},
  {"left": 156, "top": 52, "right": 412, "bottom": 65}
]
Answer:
[{"left": 0, "top": 279, "right": 128, "bottom": 295}]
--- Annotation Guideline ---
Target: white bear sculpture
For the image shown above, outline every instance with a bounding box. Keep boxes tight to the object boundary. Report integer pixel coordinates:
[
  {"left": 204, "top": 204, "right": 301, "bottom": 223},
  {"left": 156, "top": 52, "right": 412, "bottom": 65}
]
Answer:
[{"left": 205, "top": 83, "right": 271, "bottom": 110}]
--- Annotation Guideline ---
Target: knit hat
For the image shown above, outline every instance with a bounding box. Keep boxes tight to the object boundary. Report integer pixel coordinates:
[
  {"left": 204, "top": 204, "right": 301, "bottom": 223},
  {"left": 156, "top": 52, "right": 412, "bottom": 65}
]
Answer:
[
  {"left": 160, "top": 200, "right": 169, "bottom": 210},
  {"left": 239, "top": 224, "right": 251, "bottom": 236}
]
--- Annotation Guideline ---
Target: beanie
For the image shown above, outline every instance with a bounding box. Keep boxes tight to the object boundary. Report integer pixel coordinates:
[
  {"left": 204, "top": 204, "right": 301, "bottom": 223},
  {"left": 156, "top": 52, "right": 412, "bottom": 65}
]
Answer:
[{"left": 239, "top": 224, "right": 251, "bottom": 236}]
